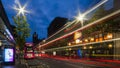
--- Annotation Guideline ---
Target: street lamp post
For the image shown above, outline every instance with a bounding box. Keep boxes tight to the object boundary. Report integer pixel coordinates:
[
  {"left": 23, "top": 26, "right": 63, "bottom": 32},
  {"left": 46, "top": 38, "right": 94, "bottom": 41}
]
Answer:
[
  {"left": 12, "top": 0, "right": 30, "bottom": 50},
  {"left": 13, "top": 0, "right": 29, "bottom": 16},
  {"left": 74, "top": 12, "right": 85, "bottom": 27}
]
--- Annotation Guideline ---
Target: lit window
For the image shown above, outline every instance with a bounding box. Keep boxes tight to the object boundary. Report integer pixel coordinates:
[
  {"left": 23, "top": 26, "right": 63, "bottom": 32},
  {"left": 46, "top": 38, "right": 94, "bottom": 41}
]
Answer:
[
  {"left": 83, "top": 46, "right": 87, "bottom": 49},
  {"left": 89, "top": 46, "right": 93, "bottom": 49},
  {"left": 90, "top": 38, "right": 94, "bottom": 42},
  {"left": 85, "top": 39, "right": 88, "bottom": 42},
  {"left": 75, "top": 39, "right": 80, "bottom": 44},
  {"left": 80, "top": 40, "right": 82, "bottom": 43},
  {"left": 68, "top": 43, "right": 71, "bottom": 46},
  {"left": 107, "top": 33, "right": 113, "bottom": 39},
  {"left": 99, "top": 37, "right": 103, "bottom": 41},
  {"left": 108, "top": 44, "right": 112, "bottom": 48}
]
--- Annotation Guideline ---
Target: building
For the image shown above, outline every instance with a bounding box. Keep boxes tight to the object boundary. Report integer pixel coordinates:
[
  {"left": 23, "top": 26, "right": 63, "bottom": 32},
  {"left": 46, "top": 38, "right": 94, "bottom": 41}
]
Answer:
[
  {"left": 47, "top": 17, "right": 68, "bottom": 37},
  {"left": 0, "top": 0, "right": 15, "bottom": 61},
  {"left": 32, "top": 32, "right": 38, "bottom": 45},
  {"left": 0, "top": 0, "right": 15, "bottom": 44},
  {"left": 0, "top": 0, "right": 16, "bottom": 63},
  {"left": 114, "top": 0, "right": 120, "bottom": 10},
  {"left": 38, "top": 0, "right": 120, "bottom": 60}
]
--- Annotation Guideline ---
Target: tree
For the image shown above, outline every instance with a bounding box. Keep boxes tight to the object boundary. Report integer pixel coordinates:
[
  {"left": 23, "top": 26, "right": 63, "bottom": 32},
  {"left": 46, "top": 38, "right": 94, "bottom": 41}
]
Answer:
[{"left": 13, "top": 16, "right": 30, "bottom": 50}]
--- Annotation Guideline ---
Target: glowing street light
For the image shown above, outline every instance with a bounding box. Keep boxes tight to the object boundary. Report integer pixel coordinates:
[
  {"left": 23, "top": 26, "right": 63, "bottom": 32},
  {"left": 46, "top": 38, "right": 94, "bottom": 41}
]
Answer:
[
  {"left": 74, "top": 12, "right": 85, "bottom": 27},
  {"left": 18, "top": 7, "right": 25, "bottom": 15},
  {"left": 13, "top": 0, "right": 30, "bottom": 16},
  {"left": 73, "top": 0, "right": 108, "bottom": 27},
  {"left": 75, "top": 13, "right": 85, "bottom": 22}
]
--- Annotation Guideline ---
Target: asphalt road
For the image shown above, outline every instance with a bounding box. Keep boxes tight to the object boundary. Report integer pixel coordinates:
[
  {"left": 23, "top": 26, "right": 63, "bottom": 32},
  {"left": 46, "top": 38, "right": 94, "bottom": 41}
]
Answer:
[{"left": 37, "top": 58, "right": 105, "bottom": 68}]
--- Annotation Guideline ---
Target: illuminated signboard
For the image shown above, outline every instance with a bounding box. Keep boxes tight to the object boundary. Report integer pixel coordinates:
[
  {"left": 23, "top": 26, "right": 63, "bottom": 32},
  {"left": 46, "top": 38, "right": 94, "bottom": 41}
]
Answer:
[{"left": 4, "top": 48, "right": 14, "bottom": 62}]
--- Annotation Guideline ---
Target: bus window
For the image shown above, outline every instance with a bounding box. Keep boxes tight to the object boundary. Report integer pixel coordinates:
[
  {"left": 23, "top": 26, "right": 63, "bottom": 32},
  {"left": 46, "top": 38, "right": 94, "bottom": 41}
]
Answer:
[{"left": 26, "top": 48, "right": 33, "bottom": 52}]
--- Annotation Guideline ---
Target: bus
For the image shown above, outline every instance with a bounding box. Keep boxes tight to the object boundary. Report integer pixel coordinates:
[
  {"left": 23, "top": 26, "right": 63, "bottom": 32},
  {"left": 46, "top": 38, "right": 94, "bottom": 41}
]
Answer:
[{"left": 24, "top": 43, "right": 35, "bottom": 59}]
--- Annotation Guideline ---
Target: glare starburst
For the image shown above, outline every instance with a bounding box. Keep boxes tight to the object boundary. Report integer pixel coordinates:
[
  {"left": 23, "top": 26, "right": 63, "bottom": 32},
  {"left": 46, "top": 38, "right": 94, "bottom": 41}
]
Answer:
[
  {"left": 74, "top": 11, "right": 86, "bottom": 26},
  {"left": 13, "top": 0, "right": 30, "bottom": 16},
  {"left": 74, "top": 12, "right": 85, "bottom": 23}
]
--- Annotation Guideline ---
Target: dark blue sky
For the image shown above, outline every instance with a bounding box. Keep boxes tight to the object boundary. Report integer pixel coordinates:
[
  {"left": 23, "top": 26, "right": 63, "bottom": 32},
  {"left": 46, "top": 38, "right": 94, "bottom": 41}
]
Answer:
[{"left": 2, "top": 0, "right": 106, "bottom": 42}]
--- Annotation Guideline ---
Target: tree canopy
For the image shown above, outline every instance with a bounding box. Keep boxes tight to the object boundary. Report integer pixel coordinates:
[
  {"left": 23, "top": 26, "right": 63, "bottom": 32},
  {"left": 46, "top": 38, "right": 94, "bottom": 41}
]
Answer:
[{"left": 13, "top": 16, "right": 30, "bottom": 50}]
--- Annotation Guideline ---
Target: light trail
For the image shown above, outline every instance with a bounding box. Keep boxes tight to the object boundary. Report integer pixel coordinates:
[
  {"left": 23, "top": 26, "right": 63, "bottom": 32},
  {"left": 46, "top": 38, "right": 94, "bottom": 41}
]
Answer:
[
  {"left": 43, "top": 38, "right": 120, "bottom": 52},
  {"left": 83, "top": 0, "right": 108, "bottom": 16},
  {"left": 40, "top": 0, "right": 108, "bottom": 44},
  {"left": 92, "top": 54, "right": 120, "bottom": 57},
  {"left": 43, "top": 20, "right": 76, "bottom": 42},
  {"left": 40, "top": 9, "right": 120, "bottom": 48}
]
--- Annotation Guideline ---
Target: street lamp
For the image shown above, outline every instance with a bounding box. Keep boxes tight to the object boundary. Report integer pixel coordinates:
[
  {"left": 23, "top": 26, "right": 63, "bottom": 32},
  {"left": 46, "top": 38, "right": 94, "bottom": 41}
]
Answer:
[
  {"left": 13, "top": 0, "right": 30, "bottom": 16},
  {"left": 73, "top": 0, "right": 108, "bottom": 27},
  {"left": 74, "top": 11, "right": 86, "bottom": 27}
]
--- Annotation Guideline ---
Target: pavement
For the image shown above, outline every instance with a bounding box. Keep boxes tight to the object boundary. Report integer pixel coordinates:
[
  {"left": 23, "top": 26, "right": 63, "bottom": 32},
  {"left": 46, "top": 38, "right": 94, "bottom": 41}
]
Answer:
[
  {"left": 0, "top": 57, "right": 49, "bottom": 68},
  {"left": 26, "top": 58, "right": 49, "bottom": 68},
  {"left": 0, "top": 58, "right": 27, "bottom": 68}
]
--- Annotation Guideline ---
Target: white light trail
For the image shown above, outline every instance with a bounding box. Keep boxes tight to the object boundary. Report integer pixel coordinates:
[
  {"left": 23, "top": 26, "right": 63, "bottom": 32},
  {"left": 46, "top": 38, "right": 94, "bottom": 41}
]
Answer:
[
  {"left": 84, "top": 0, "right": 108, "bottom": 16},
  {"left": 40, "top": 9, "right": 120, "bottom": 48},
  {"left": 73, "top": 0, "right": 108, "bottom": 26},
  {"left": 40, "top": 0, "right": 108, "bottom": 44},
  {"left": 43, "top": 38, "right": 120, "bottom": 52}
]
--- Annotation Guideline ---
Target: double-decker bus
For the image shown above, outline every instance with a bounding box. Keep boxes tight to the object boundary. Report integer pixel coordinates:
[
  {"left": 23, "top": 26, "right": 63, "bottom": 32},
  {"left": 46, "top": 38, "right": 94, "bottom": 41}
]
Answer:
[{"left": 24, "top": 43, "right": 35, "bottom": 59}]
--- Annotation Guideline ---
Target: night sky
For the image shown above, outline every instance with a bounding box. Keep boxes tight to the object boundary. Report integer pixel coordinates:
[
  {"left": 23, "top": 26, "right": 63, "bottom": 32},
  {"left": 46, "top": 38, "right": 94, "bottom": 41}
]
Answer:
[{"left": 1, "top": 0, "right": 104, "bottom": 42}]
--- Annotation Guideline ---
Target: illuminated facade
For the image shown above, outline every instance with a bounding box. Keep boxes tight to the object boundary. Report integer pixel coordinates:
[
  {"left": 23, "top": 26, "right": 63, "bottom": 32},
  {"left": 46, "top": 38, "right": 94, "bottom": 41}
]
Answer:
[{"left": 38, "top": 0, "right": 120, "bottom": 60}]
